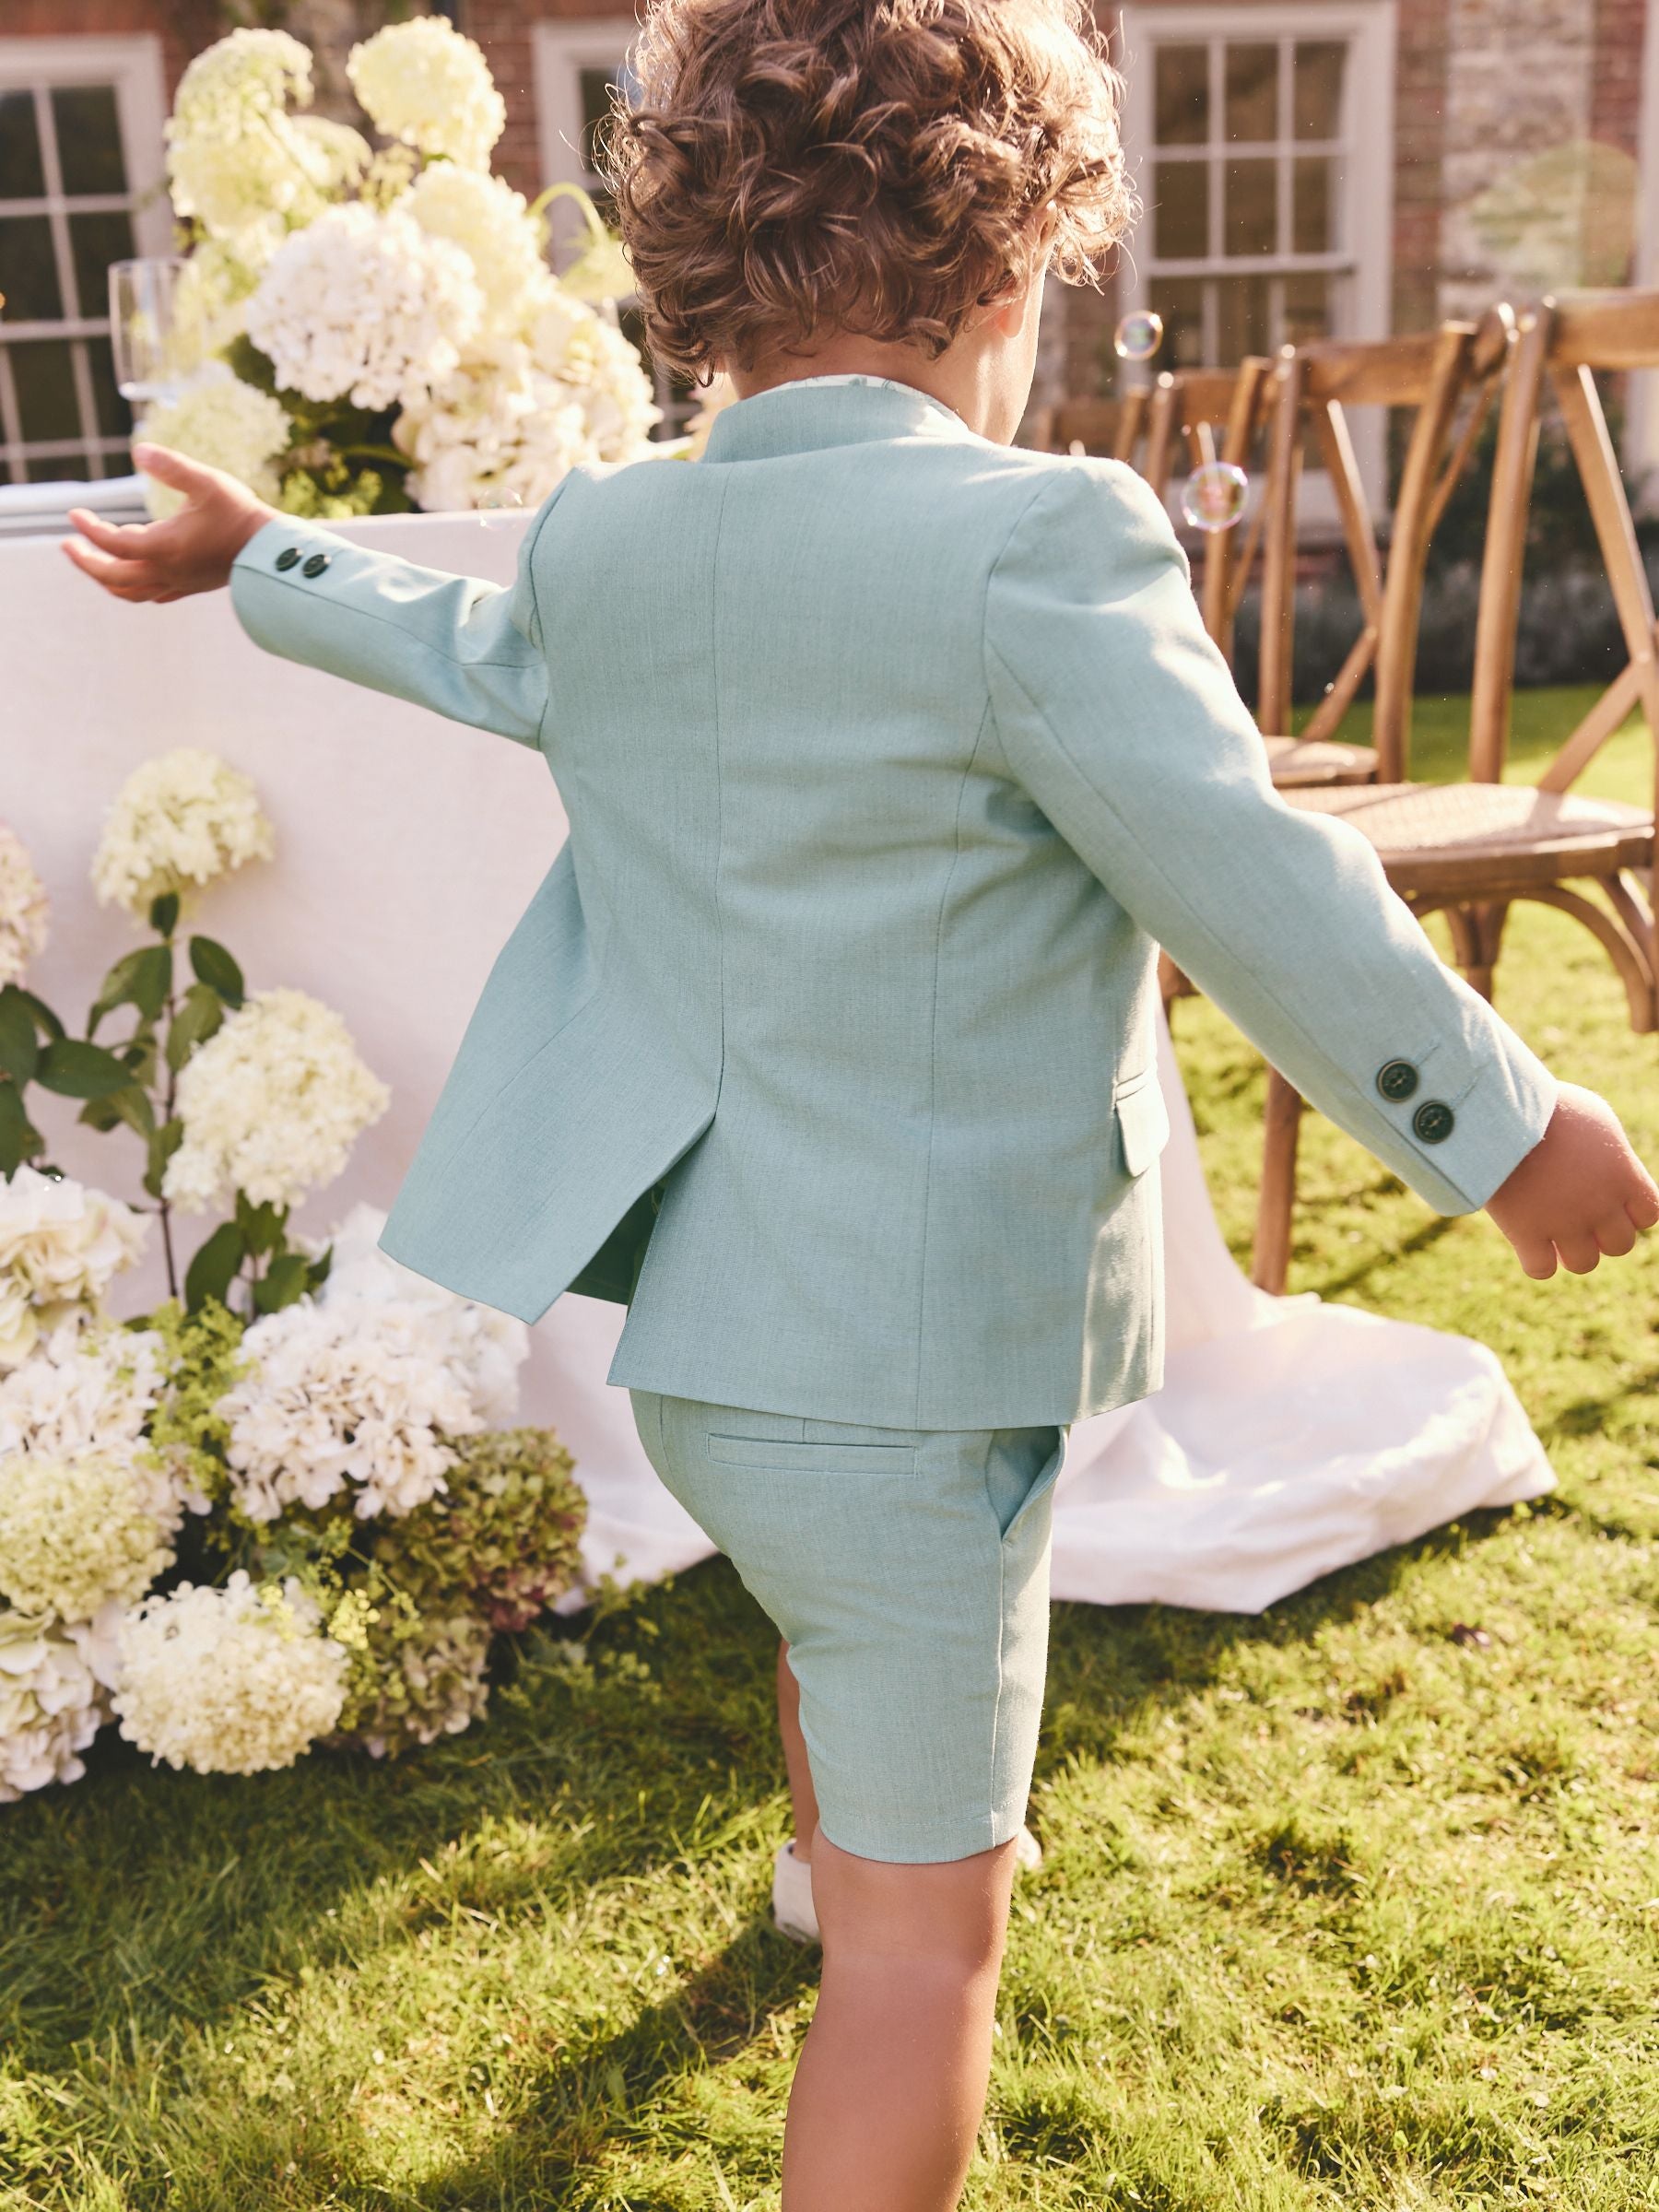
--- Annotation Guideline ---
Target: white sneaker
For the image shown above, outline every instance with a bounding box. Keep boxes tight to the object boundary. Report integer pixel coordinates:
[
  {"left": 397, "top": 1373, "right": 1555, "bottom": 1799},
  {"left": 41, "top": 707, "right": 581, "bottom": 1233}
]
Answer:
[
  {"left": 771, "top": 1825, "right": 1041, "bottom": 1942},
  {"left": 772, "top": 1840, "right": 819, "bottom": 1943}
]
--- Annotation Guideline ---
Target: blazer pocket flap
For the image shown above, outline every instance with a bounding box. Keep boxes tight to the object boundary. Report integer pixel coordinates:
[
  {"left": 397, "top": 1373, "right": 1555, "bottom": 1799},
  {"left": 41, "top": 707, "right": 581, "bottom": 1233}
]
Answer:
[{"left": 1116, "top": 1075, "right": 1171, "bottom": 1178}]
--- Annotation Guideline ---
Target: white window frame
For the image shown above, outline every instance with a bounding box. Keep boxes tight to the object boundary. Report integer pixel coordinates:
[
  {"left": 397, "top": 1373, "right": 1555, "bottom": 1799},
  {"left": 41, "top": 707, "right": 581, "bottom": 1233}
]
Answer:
[
  {"left": 532, "top": 18, "right": 698, "bottom": 436},
  {"left": 1116, "top": 0, "right": 1395, "bottom": 514},
  {"left": 0, "top": 34, "right": 169, "bottom": 484}
]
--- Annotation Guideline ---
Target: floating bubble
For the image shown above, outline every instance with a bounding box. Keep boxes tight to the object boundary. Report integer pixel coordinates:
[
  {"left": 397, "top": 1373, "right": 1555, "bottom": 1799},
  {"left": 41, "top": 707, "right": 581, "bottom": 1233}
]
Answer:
[
  {"left": 1180, "top": 460, "right": 1249, "bottom": 534},
  {"left": 477, "top": 485, "right": 525, "bottom": 530},
  {"left": 1112, "top": 310, "right": 1164, "bottom": 362}
]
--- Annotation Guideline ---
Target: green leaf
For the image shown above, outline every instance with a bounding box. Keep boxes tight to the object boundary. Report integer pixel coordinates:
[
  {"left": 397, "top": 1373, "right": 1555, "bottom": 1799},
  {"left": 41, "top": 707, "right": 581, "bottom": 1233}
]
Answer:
[
  {"left": 0, "top": 1082, "right": 43, "bottom": 1178},
  {"left": 165, "top": 982, "right": 225, "bottom": 1073},
  {"left": 189, "top": 936, "right": 244, "bottom": 1007},
  {"left": 130, "top": 943, "right": 174, "bottom": 1020},
  {"left": 142, "top": 1114, "right": 184, "bottom": 1198},
  {"left": 0, "top": 988, "right": 39, "bottom": 1083},
  {"left": 88, "top": 947, "right": 157, "bottom": 1035},
  {"left": 184, "top": 1221, "right": 244, "bottom": 1315},
  {"left": 77, "top": 1094, "right": 126, "bottom": 1133},
  {"left": 304, "top": 1242, "right": 334, "bottom": 1290},
  {"left": 252, "top": 1251, "right": 310, "bottom": 1315},
  {"left": 15, "top": 989, "right": 65, "bottom": 1041},
  {"left": 233, "top": 1192, "right": 287, "bottom": 1256},
  {"left": 148, "top": 890, "right": 181, "bottom": 937},
  {"left": 36, "top": 1037, "right": 134, "bottom": 1100}
]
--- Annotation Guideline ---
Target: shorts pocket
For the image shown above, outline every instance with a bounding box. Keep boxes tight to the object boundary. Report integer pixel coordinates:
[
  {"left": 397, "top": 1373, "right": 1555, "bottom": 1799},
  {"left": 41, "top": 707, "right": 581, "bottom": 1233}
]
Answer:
[
  {"left": 999, "top": 1427, "right": 1068, "bottom": 1550},
  {"left": 704, "top": 1432, "right": 918, "bottom": 1476}
]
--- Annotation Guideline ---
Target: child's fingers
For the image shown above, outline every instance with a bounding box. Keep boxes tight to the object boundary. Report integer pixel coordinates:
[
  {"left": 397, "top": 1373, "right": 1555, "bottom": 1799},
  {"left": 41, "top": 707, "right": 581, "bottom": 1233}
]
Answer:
[
  {"left": 1504, "top": 1223, "right": 1558, "bottom": 1280},
  {"left": 131, "top": 441, "right": 218, "bottom": 497},
  {"left": 60, "top": 537, "right": 157, "bottom": 594},
  {"left": 1594, "top": 1210, "right": 1639, "bottom": 1258},
  {"left": 1625, "top": 1169, "right": 1659, "bottom": 1230},
  {"left": 67, "top": 507, "right": 160, "bottom": 558},
  {"left": 1552, "top": 1228, "right": 1602, "bottom": 1276}
]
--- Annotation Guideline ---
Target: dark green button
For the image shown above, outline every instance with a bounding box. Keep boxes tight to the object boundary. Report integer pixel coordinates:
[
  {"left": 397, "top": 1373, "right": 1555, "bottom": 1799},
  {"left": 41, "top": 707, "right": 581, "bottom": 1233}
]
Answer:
[
  {"left": 274, "top": 547, "right": 300, "bottom": 571},
  {"left": 301, "top": 552, "right": 330, "bottom": 579},
  {"left": 1377, "top": 1058, "right": 1418, "bottom": 1102},
  {"left": 1414, "top": 1099, "right": 1455, "bottom": 1144}
]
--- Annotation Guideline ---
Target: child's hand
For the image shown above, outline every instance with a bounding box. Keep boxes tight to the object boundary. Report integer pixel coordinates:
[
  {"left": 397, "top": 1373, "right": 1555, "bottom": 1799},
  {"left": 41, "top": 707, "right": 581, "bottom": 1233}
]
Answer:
[
  {"left": 61, "top": 442, "right": 274, "bottom": 604},
  {"left": 1486, "top": 1083, "right": 1659, "bottom": 1277}
]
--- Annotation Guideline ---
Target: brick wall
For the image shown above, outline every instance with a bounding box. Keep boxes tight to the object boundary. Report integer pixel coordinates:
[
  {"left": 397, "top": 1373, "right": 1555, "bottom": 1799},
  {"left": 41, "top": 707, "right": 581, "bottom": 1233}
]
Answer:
[{"left": 0, "top": 0, "right": 221, "bottom": 97}]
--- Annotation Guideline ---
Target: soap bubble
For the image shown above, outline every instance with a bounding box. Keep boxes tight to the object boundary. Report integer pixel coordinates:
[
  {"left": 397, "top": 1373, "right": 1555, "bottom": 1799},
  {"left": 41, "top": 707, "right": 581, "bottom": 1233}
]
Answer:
[
  {"left": 477, "top": 485, "right": 525, "bottom": 530},
  {"left": 1113, "top": 311, "right": 1164, "bottom": 362},
  {"left": 1180, "top": 461, "right": 1249, "bottom": 534}
]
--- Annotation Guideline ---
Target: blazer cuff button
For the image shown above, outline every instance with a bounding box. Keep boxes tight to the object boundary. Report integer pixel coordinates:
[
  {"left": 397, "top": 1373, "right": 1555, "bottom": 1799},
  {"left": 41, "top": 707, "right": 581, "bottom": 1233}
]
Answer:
[
  {"left": 1376, "top": 1058, "right": 1418, "bottom": 1102},
  {"left": 274, "top": 547, "right": 301, "bottom": 571},
  {"left": 301, "top": 552, "right": 331, "bottom": 578},
  {"left": 1413, "top": 1099, "right": 1455, "bottom": 1144}
]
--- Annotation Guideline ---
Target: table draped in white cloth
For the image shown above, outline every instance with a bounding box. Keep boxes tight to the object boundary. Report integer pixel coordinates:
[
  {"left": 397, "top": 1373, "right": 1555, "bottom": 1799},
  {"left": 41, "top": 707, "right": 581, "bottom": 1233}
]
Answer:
[{"left": 3, "top": 509, "right": 1551, "bottom": 1617}]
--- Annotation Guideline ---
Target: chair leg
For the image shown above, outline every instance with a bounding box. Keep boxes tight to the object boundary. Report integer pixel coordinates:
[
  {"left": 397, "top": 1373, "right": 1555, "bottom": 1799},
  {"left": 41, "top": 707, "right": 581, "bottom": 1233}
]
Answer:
[{"left": 1253, "top": 1068, "right": 1304, "bottom": 1295}]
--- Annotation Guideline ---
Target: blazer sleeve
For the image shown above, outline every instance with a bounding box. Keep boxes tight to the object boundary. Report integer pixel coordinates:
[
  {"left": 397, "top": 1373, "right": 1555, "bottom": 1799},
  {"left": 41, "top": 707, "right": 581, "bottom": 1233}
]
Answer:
[
  {"left": 982, "top": 459, "right": 1558, "bottom": 1216},
  {"left": 227, "top": 488, "right": 561, "bottom": 750}
]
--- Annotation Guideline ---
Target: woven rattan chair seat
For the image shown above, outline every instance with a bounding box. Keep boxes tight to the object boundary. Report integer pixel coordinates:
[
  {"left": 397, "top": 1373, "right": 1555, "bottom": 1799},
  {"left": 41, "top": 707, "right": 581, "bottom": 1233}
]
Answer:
[
  {"left": 1264, "top": 735, "right": 1379, "bottom": 787},
  {"left": 1286, "top": 780, "right": 1653, "bottom": 895}
]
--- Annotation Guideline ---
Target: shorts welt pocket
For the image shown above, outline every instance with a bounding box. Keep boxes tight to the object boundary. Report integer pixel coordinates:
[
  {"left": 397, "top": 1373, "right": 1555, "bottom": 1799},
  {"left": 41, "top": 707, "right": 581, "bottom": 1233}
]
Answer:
[{"left": 703, "top": 1432, "right": 918, "bottom": 1476}]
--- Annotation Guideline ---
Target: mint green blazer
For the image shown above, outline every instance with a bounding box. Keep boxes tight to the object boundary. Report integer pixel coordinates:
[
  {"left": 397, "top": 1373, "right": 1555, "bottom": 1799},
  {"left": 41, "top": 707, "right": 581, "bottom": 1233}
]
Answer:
[{"left": 229, "top": 374, "right": 1555, "bottom": 1428}]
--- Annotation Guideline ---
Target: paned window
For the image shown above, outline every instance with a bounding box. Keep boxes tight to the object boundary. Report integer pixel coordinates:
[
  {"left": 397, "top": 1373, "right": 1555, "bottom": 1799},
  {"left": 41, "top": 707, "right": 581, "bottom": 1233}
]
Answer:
[
  {"left": 1118, "top": 5, "right": 1393, "bottom": 373},
  {"left": 0, "top": 38, "right": 168, "bottom": 484}
]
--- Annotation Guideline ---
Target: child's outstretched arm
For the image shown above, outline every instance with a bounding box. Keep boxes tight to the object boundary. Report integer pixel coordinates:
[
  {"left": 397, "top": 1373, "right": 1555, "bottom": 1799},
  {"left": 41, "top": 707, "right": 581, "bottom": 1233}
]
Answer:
[
  {"left": 984, "top": 459, "right": 1658, "bottom": 1280},
  {"left": 62, "top": 443, "right": 553, "bottom": 751}
]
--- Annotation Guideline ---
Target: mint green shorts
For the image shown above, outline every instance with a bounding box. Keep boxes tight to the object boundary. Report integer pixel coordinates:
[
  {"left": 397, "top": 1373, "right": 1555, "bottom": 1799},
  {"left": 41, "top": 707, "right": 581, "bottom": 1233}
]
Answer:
[{"left": 629, "top": 1389, "right": 1068, "bottom": 1864}]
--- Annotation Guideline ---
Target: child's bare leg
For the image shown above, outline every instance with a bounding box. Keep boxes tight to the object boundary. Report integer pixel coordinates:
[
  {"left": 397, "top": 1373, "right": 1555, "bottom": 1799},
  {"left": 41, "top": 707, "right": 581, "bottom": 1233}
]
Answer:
[
  {"left": 777, "top": 1639, "right": 820, "bottom": 1862},
  {"left": 781, "top": 1828, "right": 1016, "bottom": 2211}
]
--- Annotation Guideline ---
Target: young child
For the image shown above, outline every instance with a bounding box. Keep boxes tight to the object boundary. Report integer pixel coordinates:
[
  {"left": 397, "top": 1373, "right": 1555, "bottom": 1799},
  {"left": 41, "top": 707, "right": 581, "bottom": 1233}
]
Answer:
[{"left": 65, "top": 3, "right": 1656, "bottom": 2204}]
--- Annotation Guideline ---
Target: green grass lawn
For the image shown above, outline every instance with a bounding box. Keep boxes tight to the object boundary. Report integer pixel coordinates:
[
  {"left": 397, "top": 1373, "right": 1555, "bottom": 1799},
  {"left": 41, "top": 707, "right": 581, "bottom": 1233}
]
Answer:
[{"left": 3, "top": 688, "right": 1657, "bottom": 2211}]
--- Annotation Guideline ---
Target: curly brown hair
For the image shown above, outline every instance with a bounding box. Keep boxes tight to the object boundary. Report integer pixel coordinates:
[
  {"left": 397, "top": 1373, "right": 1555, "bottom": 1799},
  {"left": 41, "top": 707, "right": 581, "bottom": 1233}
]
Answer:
[{"left": 603, "top": 0, "right": 1135, "bottom": 377}]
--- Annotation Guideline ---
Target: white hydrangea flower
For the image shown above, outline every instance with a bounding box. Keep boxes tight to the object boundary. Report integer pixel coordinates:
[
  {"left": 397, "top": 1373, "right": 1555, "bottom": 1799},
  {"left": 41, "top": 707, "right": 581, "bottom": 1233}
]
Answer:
[
  {"left": 217, "top": 1292, "right": 486, "bottom": 1524},
  {"left": 171, "top": 232, "right": 277, "bottom": 360},
  {"left": 137, "top": 365, "right": 291, "bottom": 519},
  {"left": 91, "top": 745, "right": 276, "bottom": 921},
  {"left": 170, "top": 28, "right": 313, "bottom": 138},
  {"left": 347, "top": 18, "right": 506, "bottom": 171},
  {"left": 0, "top": 1447, "right": 174, "bottom": 1625},
  {"left": 246, "top": 202, "right": 483, "bottom": 413},
  {"left": 290, "top": 114, "right": 372, "bottom": 194},
  {"left": 0, "top": 820, "right": 49, "bottom": 988},
  {"left": 0, "top": 1170, "right": 149, "bottom": 1368},
  {"left": 527, "top": 292, "right": 663, "bottom": 461},
  {"left": 305, "top": 1200, "right": 528, "bottom": 1423},
  {"left": 0, "top": 1606, "right": 108, "bottom": 1803},
  {"left": 0, "top": 1311, "right": 205, "bottom": 1523},
  {"left": 405, "top": 163, "right": 552, "bottom": 334},
  {"left": 167, "top": 122, "right": 332, "bottom": 241},
  {"left": 113, "top": 1572, "right": 347, "bottom": 1775},
  {"left": 162, "top": 987, "right": 388, "bottom": 1216}
]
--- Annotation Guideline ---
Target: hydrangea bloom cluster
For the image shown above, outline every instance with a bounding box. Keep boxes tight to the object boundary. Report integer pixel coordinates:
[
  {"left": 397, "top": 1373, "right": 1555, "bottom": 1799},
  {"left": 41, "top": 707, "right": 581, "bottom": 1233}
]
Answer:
[
  {"left": 91, "top": 746, "right": 276, "bottom": 921},
  {"left": 347, "top": 18, "right": 506, "bottom": 171},
  {"left": 0, "top": 1608, "right": 108, "bottom": 1804},
  {"left": 0, "top": 1448, "right": 175, "bottom": 1625},
  {"left": 335, "top": 1609, "right": 491, "bottom": 1759},
  {"left": 0, "top": 1312, "right": 206, "bottom": 1524},
  {"left": 245, "top": 203, "right": 483, "bottom": 414},
  {"left": 0, "top": 1170, "right": 149, "bottom": 1370},
  {"left": 0, "top": 820, "right": 49, "bottom": 988},
  {"left": 377, "top": 1425, "right": 586, "bottom": 1633},
  {"left": 114, "top": 1573, "right": 347, "bottom": 1775},
  {"left": 406, "top": 164, "right": 548, "bottom": 328},
  {"left": 162, "top": 987, "right": 389, "bottom": 1216},
  {"left": 217, "top": 1294, "right": 487, "bottom": 1524},
  {"left": 137, "top": 365, "right": 292, "bottom": 520},
  {"left": 165, "top": 29, "right": 348, "bottom": 245}
]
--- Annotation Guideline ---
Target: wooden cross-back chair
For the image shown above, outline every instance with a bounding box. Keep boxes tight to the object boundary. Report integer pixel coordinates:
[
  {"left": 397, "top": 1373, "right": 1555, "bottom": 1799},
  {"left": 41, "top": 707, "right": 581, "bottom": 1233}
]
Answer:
[{"left": 1249, "top": 296, "right": 1657, "bottom": 1291}]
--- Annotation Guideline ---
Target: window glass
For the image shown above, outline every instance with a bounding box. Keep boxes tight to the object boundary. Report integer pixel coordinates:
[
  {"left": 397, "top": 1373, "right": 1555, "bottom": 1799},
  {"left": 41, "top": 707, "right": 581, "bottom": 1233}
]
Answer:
[
  {"left": 1153, "top": 160, "right": 1208, "bottom": 259},
  {"left": 0, "top": 217, "right": 64, "bottom": 320},
  {"left": 1223, "top": 159, "right": 1277, "bottom": 256},
  {"left": 69, "top": 209, "right": 135, "bottom": 319},
  {"left": 0, "top": 88, "right": 45, "bottom": 198},
  {"left": 1154, "top": 45, "right": 1208, "bottom": 145},
  {"left": 1147, "top": 276, "right": 1207, "bottom": 368},
  {"left": 10, "top": 339, "right": 81, "bottom": 441},
  {"left": 1293, "top": 42, "right": 1345, "bottom": 141},
  {"left": 1215, "top": 271, "right": 1272, "bottom": 361},
  {"left": 53, "top": 86, "right": 128, "bottom": 194},
  {"left": 86, "top": 335, "right": 129, "bottom": 438},
  {"left": 1224, "top": 43, "right": 1278, "bottom": 143},
  {"left": 1293, "top": 156, "right": 1333, "bottom": 253}
]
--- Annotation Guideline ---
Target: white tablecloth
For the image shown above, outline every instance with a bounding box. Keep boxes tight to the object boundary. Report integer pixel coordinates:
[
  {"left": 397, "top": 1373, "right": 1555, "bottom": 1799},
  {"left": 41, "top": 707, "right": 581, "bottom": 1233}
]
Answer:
[{"left": 3, "top": 509, "right": 1551, "bottom": 1615}]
